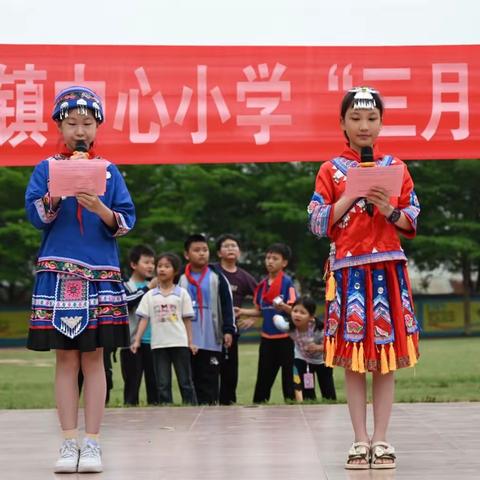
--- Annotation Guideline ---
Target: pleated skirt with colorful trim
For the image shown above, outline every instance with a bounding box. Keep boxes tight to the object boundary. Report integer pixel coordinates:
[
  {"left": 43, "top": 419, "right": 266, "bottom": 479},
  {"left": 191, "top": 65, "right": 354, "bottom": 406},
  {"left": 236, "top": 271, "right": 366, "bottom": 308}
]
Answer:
[
  {"left": 27, "top": 271, "right": 130, "bottom": 352},
  {"left": 324, "top": 260, "right": 419, "bottom": 373}
]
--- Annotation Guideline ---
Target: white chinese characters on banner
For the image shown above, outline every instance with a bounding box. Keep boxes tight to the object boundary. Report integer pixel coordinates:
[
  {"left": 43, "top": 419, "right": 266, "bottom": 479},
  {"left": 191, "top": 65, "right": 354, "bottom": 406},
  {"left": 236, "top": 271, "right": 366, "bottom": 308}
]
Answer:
[
  {"left": 0, "top": 61, "right": 473, "bottom": 150},
  {"left": 327, "top": 62, "right": 470, "bottom": 142},
  {"left": 363, "top": 67, "right": 416, "bottom": 137},
  {"left": 113, "top": 65, "right": 231, "bottom": 144},
  {"left": 421, "top": 63, "right": 469, "bottom": 141},
  {"left": 236, "top": 63, "right": 292, "bottom": 145},
  {"left": 0, "top": 64, "right": 47, "bottom": 147},
  {"left": 113, "top": 63, "right": 290, "bottom": 145}
]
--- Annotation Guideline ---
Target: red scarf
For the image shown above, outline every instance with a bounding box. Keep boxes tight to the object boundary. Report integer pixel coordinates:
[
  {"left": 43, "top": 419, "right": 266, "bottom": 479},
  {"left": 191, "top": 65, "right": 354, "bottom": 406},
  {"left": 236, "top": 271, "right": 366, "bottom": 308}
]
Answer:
[
  {"left": 185, "top": 264, "right": 209, "bottom": 327},
  {"left": 257, "top": 271, "right": 284, "bottom": 305},
  {"left": 60, "top": 148, "right": 97, "bottom": 235}
]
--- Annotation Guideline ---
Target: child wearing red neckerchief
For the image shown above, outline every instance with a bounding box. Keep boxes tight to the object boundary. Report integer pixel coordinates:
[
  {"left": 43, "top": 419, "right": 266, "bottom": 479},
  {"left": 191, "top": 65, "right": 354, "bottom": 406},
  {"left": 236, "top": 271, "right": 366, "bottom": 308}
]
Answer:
[
  {"left": 178, "top": 234, "right": 235, "bottom": 405},
  {"left": 236, "top": 242, "right": 297, "bottom": 403}
]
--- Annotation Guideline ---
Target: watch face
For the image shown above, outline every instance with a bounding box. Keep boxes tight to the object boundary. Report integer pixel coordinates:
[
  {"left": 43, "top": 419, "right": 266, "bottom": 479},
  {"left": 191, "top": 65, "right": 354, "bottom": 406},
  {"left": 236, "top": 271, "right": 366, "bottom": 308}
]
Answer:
[{"left": 389, "top": 208, "right": 401, "bottom": 223}]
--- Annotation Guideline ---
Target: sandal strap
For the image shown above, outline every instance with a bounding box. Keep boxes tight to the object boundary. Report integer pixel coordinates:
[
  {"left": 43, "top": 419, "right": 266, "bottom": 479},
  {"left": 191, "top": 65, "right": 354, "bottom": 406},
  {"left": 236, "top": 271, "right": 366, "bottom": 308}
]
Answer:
[
  {"left": 348, "top": 442, "right": 370, "bottom": 459},
  {"left": 371, "top": 442, "right": 396, "bottom": 460}
]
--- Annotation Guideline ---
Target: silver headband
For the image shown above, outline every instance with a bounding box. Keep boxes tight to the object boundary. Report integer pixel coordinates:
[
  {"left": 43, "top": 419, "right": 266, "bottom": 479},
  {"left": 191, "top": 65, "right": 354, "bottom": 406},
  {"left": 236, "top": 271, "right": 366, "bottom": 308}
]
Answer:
[{"left": 349, "top": 87, "right": 379, "bottom": 110}]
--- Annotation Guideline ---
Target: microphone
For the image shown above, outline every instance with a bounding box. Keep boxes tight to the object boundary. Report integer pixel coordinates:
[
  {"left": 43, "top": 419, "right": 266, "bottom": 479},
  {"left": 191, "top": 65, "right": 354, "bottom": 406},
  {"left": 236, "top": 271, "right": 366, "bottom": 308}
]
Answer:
[
  {"left": 73, "top": 140, "right": 89, "bottom": 155},
  {"left": 360, "top": 146, "right": 374, "bottom": 217}
]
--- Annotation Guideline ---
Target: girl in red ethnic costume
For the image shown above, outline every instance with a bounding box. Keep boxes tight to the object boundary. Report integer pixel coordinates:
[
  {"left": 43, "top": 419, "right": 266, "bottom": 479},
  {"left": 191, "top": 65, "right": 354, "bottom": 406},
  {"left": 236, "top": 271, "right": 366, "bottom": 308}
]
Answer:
[{"left": 307, "top": 87, "right": 420, "bottom": 470}]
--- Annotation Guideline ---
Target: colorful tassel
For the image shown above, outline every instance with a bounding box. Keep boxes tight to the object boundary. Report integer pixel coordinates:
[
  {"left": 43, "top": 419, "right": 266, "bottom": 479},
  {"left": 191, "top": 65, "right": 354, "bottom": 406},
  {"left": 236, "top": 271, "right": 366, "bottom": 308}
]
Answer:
[
  {"left": 380, "top": 345, "right": 389, "bottom": 374},
  {"left": 351, "top": 342, "right": 359, "bottom": 372},
  {"left": 331, "top": 336, "right": 336, "bottom": 366},
  {"left": 325, "top": 336, "right": 336, "bottom": 367},
  {"left": 324, "top": 337, "right": 332, "bottom": 367},
  {"left": 325, "top": 272, "right": 336, "bottom": 301},
  {"left": 388, "top": 343, "right": 397, "bottom": 371},
  {"left": 407, "top": 335, "right": 418, "bottom": 367},
  {"left": 358, "top": 342, "right": 366, "bottom": 373}
]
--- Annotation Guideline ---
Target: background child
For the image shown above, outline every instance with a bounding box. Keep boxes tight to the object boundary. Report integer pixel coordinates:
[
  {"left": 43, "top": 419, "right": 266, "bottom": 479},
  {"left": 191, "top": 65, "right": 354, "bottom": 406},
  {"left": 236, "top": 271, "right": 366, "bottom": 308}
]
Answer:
[
  {"left": 178, "top": 234, "right": 235, "bottom": 405},
  {"left": 236, "top": 243, "right": 297, "bottom": 403},
  {"left": 25, "top": 86, "right": 135, "bottom": 473},
  {"left": 131, "top": 252, "right": 196, "bottom": 405},
  {"left": 120, "top": 245, "right": 158, "bottom": 406},
  {"left": 215, "top": 233, "right": 257, "bottom": 405},
  {"left": 273, "top": 297, "right": 336, "bottom": 402},
  {"left": 308, "top": 87, "right": 420, "bottom": 469}
]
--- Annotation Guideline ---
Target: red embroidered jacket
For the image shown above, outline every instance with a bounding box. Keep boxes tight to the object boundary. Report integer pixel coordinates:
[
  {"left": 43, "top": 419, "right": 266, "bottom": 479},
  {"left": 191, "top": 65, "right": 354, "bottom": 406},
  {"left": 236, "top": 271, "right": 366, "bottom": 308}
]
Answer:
[{"left": 308, "top": 146, "right": 420, "bottom": 271}]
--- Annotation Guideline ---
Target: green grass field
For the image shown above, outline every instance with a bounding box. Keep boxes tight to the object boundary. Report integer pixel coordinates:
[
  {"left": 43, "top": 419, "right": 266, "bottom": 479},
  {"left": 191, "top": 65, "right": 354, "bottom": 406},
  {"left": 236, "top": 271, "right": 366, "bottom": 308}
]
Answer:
[{"left": 0, "top": 338, "right": 478, "bottom": 409}]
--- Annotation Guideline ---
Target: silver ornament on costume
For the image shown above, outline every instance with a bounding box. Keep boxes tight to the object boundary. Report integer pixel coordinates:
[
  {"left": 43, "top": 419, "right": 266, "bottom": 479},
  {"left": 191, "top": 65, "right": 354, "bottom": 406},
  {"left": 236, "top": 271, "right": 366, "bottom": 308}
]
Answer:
[
  {"left": 59, "top": 101, "right": 70, "bottom": 120},
  {"left": 76, "top": 98, "right": 88, "bottom": 116}
]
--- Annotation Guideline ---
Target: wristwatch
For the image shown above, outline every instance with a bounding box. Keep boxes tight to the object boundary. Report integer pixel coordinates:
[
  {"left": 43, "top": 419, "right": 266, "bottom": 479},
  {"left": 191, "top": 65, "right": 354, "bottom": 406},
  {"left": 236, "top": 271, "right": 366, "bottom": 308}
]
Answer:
[{"left": 387, "top": 207, "right": 401, "bottom": 224}]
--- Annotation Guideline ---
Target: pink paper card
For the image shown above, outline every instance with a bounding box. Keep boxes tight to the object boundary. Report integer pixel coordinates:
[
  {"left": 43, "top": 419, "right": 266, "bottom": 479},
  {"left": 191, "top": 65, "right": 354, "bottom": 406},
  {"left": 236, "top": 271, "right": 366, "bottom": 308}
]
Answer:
[
  {"left": 48, "top": 159, "right": 107, "bottom": 197},
  {"left": 345, "top": 165, "right": 404, "bottom": 197}
]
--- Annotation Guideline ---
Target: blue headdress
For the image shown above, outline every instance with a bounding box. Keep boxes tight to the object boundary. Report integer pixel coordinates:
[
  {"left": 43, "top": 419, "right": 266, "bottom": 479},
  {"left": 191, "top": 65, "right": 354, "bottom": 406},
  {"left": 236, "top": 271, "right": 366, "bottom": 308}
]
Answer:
[{"left": 52, "top": 86, "right": 104, "bottom": 123}]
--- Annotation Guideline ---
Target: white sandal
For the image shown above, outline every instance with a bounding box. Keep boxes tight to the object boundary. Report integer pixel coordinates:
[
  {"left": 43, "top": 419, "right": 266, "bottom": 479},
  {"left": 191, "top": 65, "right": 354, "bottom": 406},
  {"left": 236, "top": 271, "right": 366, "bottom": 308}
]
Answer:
[
  {"left": 344, "top": 441, "right": 370, "bottom": 470},
  {"left": 371, "top": 441, "right": 396, "bottom": 469}
]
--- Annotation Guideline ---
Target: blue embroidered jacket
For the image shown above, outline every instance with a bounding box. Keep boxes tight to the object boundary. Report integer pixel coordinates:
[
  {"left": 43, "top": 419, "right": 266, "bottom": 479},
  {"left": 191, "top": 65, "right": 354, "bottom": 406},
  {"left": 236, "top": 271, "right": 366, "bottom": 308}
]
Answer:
[{"left": 25, "top": 155, "right": 135, "bottom": 280}]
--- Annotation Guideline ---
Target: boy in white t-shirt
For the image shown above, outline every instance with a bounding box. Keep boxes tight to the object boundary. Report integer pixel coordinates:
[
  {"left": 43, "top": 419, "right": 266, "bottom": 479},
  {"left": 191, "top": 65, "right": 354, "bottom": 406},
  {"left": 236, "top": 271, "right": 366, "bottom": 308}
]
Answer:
[{"left": 132, "top": 253, "right": 197, "bottom": 404}]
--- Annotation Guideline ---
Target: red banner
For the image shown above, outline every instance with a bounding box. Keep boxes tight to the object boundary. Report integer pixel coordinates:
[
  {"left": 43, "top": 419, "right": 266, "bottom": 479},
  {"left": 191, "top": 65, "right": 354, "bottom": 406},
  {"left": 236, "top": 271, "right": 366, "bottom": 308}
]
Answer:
[{"left": 0, "top": 44, "right": 479, "bottom": 166}]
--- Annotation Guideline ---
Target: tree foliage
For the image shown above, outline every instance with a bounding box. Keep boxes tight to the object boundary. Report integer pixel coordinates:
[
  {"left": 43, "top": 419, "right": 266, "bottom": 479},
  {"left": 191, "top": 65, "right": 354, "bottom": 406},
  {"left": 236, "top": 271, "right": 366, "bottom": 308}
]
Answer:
[
  {"left": 406, "top": 160, "right": 480, "bottom": 290},
  {"left": 1, "top": 160, "right": 479, "bottom": 309}
]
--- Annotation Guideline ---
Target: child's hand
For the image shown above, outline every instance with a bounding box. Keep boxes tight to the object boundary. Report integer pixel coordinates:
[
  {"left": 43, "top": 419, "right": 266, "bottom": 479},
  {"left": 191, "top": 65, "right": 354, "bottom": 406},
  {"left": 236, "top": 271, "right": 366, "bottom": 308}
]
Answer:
[
  {"left": 238, "top": 318, "right": 255, "bottom": 330},
  {"left": 70, "top": 152, "right": 89, "bottom": 160},
  {"left": 148, "top": 277, "right": 158, "bottom": 289},
  {"left": 366, "top": 186, "right": 392, "bottom": 216},
  {"left": 50, "top": 196, "right": 62, "bottom": 209},
  {"left": 305, "top": 343, "right": 323, "bottom": 353},
  {"left": 224, "top": 333, "right": 233, "bottom": 349},
  {"left": 189, "top": 343, "right": 199, "bottom": 355},
  {"left": 130, "top": 340, "right": 140, "bottom": 354},
  {"left": 76, "top": 192, "right": 104, "bottom": 214},
  {"left": 233, "top": 306, "right": 243, "bottom": 317}
]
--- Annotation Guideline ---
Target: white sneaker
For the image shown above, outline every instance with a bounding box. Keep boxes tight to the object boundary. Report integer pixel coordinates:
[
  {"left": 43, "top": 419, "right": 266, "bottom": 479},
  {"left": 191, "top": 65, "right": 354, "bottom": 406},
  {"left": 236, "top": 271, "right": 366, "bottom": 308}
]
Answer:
[
  {"left": 77, "top": 439, "right": 103, "bottom": 473},
  {"left": 54, "top": 439, "right": 79, "bottom": 473}
]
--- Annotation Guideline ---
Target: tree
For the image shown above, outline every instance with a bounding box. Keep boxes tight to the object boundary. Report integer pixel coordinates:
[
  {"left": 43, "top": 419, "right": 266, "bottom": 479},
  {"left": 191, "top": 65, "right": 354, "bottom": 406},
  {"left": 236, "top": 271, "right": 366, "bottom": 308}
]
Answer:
[
  {"left": 0, "top": 167, "right": 39, "bottom": 305},
  {"left": 118, "top": 162, "right": 330, "bottom": 292},
  {"left": 406, "top": 160, "right": 480, "bottom": 334}
]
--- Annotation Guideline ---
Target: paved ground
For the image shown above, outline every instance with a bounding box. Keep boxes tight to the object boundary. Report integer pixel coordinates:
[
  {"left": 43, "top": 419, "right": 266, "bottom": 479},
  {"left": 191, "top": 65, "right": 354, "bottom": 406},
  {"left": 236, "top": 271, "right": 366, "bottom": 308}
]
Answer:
[{"left": 1, "top": 402, "right": 479, "bottom": 479}]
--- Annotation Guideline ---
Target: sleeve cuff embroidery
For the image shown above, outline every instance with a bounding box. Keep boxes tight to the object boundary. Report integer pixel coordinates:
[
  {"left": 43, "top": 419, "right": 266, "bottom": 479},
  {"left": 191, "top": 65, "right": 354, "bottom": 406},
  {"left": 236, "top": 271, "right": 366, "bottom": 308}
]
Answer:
[
  {"left": 34, "top": 194, "right": 60, "bottom": 224},
  {"left": 112, "top": 211, "right": 131, "bottom": 237},
  {"left": 308, "top": 192, "right": 332, "bottom": 237}
]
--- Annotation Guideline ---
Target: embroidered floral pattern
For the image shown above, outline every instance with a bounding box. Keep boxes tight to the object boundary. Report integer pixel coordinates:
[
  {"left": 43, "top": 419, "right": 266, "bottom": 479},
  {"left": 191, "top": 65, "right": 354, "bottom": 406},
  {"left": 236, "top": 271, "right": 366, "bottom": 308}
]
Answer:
[
  {"left": 373, "top": 269, "right": 394, "bottom": 344},
  {"left": 331, "top": 251, "right": 407, "bottom": 271},
  {"left": 325, "top": 270, "right": 342, "bottom": 338},
  {"left": 33, "top": 196, "right": 59, "bottom": 224},
  {"left": 344, "top": 268, "right": 366, "bottom": 342},
  {"left": 61, "top": 278, "right": 86, "bottom": 301},
  {"left": 396, "top": 263, "right": 419, "bottom": 334},
  {"left": 35, "top": 259, "right": 122, "bottom": 282}
]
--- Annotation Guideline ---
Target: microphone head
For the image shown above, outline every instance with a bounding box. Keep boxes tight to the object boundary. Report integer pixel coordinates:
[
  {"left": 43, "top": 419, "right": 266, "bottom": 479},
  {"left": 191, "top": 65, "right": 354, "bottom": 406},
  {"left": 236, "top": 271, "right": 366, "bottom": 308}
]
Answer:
[
  {"left": 360, "top": 146, "right": 374, "bottom": 162},
  {"left": 75, "top": 140, "right": 88, "bottom": 152}
]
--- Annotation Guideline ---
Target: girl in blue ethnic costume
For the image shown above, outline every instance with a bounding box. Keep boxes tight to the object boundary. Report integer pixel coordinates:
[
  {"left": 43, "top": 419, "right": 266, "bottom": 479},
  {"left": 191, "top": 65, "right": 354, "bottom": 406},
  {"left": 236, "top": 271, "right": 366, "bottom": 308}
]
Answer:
[{"left": 25, "top": 86, "right": 135, "bottom": 473}]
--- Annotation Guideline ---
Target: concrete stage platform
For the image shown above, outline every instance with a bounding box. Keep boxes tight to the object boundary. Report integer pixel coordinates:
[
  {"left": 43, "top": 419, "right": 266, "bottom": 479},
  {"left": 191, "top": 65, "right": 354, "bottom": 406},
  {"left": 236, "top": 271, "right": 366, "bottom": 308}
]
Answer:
[{"left": 1, "top": 403, "right": 479, "bottom": 479}]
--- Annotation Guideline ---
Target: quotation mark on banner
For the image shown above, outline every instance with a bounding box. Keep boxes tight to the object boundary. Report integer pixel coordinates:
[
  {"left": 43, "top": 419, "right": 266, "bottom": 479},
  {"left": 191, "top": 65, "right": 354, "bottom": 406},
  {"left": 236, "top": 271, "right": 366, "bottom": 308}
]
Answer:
[{"left": 328, "top": 64, "right": 353, "bottom": 91}]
